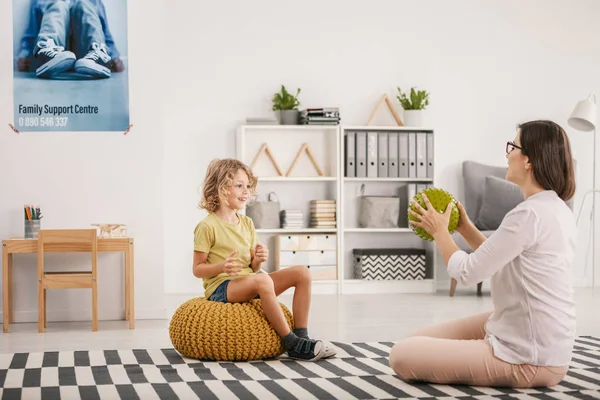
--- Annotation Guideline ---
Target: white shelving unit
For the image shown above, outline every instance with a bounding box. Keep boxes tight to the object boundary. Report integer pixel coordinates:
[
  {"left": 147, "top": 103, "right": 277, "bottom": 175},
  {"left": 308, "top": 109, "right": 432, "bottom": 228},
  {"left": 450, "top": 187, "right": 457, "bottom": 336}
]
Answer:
[
  {"left": 236, "top": 124, "right": 341, "bottom": 294},
  {"left": 236, "top": 124, "right": 436, "bottom": 295},
  {"left": 340, "top": 125, "right": 436, "bottom": 294}
]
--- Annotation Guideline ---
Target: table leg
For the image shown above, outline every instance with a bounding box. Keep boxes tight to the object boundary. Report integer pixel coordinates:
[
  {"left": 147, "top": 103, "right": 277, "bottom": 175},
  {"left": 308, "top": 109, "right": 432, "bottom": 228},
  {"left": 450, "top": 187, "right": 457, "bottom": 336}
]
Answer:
[
  {"left": 125, "top": 252, "right": 130, "bottom": 321},
  {"left": 8, "top": 254, "right": 13, "bottom": 323},
  {"left": 127, "top": 240, "right": 135, "bottom": 329},
  {"left": 2, "top": 245, "right": 10, "bottom": 332}
]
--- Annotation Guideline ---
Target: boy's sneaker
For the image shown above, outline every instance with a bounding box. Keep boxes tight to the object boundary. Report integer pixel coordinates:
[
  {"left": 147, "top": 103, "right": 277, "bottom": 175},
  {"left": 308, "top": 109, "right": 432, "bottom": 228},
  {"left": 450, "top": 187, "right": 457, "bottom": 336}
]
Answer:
[
  {"left": 286, "top": 338, "right": 327, "bottom": 361},
  {"left": 75, "top": 42, "right": 112, "bottom": 78},
  {"left": 323, "top": 345, "right": 337, "bottom": 359},
  {"left": 34, "top": 39, "right": 76, "bottom": 78}
]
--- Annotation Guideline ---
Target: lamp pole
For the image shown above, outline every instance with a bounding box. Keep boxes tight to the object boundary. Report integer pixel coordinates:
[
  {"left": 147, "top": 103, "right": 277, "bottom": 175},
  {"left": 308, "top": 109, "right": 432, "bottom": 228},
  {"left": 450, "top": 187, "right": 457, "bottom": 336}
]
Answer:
[{"left": 568, "top": 93, "right": 597, "bottom": 289}]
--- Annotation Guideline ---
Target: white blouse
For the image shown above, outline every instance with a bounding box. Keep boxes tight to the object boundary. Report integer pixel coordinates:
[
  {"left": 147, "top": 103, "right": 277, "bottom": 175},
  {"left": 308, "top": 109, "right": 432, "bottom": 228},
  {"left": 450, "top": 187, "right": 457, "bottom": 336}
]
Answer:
[{"left": 448, "top": 190, "right": 577, "bottom": 366}]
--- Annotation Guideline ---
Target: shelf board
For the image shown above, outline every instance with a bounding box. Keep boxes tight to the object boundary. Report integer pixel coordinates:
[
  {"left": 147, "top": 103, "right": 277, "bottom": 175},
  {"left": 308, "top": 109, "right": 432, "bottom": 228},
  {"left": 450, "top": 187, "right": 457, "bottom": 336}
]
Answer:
[
  {"left": 344, "top": 228, "right": 412, "bottom": 233},
  {"left": 341, "top": 125, "right": 434, "bottom": 132},
  {"left": 256, "top": 228, "right": 338, "bottom": 234},
  {"left": 343, "top": 177, "right": 433, "bottom": 182},
  {"left": 258, "top": 176, "right": 337, "bottom": 182},
  {"left": 241, "top": 124, "right": 339, "bottom": 131}
]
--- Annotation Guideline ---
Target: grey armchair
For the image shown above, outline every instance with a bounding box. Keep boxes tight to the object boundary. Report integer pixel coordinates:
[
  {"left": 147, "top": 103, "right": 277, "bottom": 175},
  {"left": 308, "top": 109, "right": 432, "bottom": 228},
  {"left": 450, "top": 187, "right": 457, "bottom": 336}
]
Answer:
[{"left": 449, "top": 160, "right": 574, "bottom": 297}]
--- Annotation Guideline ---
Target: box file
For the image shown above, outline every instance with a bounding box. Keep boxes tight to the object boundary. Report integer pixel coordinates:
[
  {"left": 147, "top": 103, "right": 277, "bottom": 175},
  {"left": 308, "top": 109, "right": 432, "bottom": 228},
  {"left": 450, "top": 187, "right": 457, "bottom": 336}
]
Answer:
[
  {"left": 367, "top": 131, "right": 378, "bottom": 177},
  {"left": 345, "top": 131, "right": 356, "bottom": 177},
  {"left": 426, "top": 133, "right": 434, "bottom": 178},
  {"left": 388, "top": 132, "right": 398, "bottom": 177},
  {"left": 378, "top": 132, "right": 388, "bottom": 177},
  {"left": 399, "top": 133, "right": 409, "bottom": 177},
  {"left": 416, "top": 133, "right": 427, "bottom": 178},
  {"left": 408, "top": 133, "right": 417, "bottom": 178},
  {"left": 356, "top": 132, "right": 367, "bottom": 177}
]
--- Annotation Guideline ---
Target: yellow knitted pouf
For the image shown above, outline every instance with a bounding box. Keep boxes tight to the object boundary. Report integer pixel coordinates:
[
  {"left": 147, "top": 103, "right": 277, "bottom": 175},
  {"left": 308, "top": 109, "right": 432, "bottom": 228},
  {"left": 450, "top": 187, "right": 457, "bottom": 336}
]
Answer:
[{"left": 169, "top": 297, "right": 294, "bottom": 361}]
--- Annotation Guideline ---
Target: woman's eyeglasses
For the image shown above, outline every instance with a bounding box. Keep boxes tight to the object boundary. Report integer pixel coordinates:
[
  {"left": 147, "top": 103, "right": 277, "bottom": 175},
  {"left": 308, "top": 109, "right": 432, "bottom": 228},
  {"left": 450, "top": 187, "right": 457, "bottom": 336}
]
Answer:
[{"left": 506, "top": 141, "right": 523, "bottom": 154}]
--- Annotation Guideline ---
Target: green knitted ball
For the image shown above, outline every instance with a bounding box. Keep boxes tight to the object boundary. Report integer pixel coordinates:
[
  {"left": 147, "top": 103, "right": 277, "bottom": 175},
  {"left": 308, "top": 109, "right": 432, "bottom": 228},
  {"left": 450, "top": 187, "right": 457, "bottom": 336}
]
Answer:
[{"left": 408, "top": 187, "right": 460, "bottom": 241}]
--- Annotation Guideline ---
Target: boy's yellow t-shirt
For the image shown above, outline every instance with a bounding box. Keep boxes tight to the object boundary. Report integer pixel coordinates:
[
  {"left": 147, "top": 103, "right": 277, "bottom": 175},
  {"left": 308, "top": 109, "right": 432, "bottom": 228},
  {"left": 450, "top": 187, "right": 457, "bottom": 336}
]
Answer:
[{"left": 193, "top": 212, "right": 259, "bottom": 299}]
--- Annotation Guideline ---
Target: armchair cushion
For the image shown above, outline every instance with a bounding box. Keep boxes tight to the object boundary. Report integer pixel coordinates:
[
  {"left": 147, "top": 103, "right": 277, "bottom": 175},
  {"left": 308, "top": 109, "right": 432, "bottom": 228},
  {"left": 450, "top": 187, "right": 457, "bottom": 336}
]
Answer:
[
  {"left": 462, "top": 161, "right": 507, "bottom": 223},
  {"left": 474, "top": 175, "right": 524, "bottom": 230}
]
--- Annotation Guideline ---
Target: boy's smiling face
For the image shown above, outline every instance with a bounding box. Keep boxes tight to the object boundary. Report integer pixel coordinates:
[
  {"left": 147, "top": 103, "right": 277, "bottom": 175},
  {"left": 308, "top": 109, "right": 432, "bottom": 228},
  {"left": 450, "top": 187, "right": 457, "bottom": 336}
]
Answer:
[{"left": 225, "top": 169, "right": 250, "bottom": 211}]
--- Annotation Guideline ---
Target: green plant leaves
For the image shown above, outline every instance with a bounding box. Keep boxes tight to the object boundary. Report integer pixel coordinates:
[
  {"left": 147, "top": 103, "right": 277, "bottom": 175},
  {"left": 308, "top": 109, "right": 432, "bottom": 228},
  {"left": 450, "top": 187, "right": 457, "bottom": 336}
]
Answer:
[
  {"left": 396, "top": 86, "right": 429, "bottom": 110},
  {"left": 272, "top": 85, "right": 301, "bottom": 111}
]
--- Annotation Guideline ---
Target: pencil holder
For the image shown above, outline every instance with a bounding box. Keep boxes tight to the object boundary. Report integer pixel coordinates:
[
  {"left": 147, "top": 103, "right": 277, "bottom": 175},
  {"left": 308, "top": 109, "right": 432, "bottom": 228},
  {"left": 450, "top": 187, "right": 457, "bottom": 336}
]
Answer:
[{"left": 25, "top": 220, "right": 41, "bottom": 239}]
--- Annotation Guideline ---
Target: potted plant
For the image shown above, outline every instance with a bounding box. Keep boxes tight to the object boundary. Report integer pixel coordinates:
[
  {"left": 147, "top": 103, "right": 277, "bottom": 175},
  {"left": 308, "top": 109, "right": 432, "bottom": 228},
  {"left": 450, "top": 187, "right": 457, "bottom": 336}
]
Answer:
[
  {"left": 396, "top": 86, "right": 430, "bottom": 127},
  {"left": 271, "top": 85, "right": 301, "bottom": 125}
]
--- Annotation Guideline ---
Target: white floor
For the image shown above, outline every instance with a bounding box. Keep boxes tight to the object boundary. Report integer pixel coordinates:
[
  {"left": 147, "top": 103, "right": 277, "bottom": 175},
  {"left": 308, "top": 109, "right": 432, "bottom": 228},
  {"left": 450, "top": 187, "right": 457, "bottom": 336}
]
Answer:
[{"left": 1, "top": 288, "right": 599, "bottom": 354}]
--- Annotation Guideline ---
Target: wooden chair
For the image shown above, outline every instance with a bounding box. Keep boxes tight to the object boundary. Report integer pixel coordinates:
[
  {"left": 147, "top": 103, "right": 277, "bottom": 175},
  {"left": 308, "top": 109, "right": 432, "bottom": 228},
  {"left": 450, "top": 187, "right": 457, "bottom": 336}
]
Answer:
[{"left": 37, "top": 229, "right": 98, "bottom": 332}]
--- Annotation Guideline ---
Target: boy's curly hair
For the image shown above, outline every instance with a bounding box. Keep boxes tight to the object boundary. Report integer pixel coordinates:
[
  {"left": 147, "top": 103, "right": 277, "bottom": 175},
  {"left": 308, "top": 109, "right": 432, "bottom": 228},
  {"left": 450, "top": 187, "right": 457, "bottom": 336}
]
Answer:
[{"left": 199, "top": 158, "right": 258, "bottom": 213}]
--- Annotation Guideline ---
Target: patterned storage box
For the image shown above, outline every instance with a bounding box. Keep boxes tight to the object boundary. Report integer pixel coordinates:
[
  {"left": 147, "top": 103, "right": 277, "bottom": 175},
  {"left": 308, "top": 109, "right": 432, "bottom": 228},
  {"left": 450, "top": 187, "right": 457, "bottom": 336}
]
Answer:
[{"left": 353, "top": 248, "right": 426, "bottom": 280}]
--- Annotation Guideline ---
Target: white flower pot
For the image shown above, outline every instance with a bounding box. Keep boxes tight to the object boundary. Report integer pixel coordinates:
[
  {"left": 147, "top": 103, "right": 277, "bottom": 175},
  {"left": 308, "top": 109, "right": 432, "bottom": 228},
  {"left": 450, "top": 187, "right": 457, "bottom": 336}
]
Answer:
[{"left": 403, "top": 110, "right": 423, "bottom": 127}]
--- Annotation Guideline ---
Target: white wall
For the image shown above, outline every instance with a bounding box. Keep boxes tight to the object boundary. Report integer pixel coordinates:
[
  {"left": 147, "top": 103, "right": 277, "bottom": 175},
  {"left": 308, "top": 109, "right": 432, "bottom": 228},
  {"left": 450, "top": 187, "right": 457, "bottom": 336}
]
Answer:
[
  {"left": 1, "top": 0, "right": 599, "bottom": 326},
  {"left": 0, "top": 0, "right": 166, "bottom": 323},
  {"left": 163, "top": 0, "right": 600, "bottom": 294}
]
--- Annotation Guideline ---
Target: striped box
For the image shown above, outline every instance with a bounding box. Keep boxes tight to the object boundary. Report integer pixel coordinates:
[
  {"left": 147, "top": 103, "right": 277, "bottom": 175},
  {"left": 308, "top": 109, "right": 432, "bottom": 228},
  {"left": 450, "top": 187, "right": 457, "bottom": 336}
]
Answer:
[{"left": 353, "top": 248, "right": 426, "bottom": 280}]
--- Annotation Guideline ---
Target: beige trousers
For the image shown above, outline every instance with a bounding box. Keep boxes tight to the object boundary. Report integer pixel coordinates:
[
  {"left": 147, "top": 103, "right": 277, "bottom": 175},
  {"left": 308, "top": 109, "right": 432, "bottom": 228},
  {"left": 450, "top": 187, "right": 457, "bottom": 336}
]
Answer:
[{"left": 389, "top": 311, "right": 569, "bottom": 388}]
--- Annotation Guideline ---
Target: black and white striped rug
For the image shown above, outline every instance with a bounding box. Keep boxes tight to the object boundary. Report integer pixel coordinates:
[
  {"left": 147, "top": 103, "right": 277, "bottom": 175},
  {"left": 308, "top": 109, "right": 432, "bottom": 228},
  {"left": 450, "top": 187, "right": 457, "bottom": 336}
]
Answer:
[{"left": 1, "top": 337, "right": 599, "bottom": 399}]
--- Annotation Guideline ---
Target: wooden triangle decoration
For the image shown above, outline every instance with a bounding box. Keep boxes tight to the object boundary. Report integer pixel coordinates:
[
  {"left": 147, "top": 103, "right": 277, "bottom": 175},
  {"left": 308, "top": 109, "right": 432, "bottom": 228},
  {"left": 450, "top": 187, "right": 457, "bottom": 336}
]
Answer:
[
  {"left": 286, "top": 143, "right": 324, "bottom": 177},
  {"left": 366, "top": 94, "right": 404, "bottom": 126},
  {"left": 250, "top": 143, "right": 285, "bottom": 176}
]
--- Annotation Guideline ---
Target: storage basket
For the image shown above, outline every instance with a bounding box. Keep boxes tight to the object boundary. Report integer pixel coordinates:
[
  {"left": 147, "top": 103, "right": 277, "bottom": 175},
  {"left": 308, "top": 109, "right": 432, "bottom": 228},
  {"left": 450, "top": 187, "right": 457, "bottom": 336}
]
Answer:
[
  {"left": 245, "top": 192, "right": 280, "bottom": 229},
  {"left": 353, "top": 248, "right": 426, "bottom": 280},
  {"left": 358, "top": 184, "right": 400, "bottom": 228}
]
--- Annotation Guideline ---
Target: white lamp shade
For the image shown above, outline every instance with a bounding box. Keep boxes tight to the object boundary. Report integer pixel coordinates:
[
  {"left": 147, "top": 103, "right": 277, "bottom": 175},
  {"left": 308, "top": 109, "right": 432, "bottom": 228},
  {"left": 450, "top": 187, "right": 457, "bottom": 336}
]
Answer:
[{"left": 568, "top": 94, "right": 596, "bottom": 131}]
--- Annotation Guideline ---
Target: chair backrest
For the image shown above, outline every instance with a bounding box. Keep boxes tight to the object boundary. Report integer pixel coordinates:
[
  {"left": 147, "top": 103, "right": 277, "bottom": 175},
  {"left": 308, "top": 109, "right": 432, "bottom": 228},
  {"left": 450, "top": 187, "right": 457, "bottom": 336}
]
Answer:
[
  {"left": 462, "top": 161, "right": 507, "bottom": 223},
  {"left": 462, "top": 159, "right": 578, "bottom": 220},
  {"left": 37, "top": 229, "right": 98, "bottom": 277}
]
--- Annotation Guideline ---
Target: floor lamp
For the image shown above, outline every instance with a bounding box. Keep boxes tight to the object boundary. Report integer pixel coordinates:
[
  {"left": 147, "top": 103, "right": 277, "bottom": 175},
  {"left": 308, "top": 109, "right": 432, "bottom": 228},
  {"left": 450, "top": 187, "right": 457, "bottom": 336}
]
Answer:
[{"left": 568, "top": 93, "right": 597, "bottom": 289}]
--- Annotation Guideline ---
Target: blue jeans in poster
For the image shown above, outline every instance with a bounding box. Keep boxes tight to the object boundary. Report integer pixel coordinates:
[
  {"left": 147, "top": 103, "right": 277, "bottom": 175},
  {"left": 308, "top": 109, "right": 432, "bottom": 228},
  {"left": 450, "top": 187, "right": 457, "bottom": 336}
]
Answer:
[{"left": 34, "top": 0, "right": 111, "bottom": 79}]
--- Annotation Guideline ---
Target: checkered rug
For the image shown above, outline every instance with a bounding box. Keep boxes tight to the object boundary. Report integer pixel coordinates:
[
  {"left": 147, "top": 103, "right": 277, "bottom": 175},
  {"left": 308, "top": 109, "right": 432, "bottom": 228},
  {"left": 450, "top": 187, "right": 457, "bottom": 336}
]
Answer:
[{"left": 1, "top": 337, "right": 599, "bottom": 399}]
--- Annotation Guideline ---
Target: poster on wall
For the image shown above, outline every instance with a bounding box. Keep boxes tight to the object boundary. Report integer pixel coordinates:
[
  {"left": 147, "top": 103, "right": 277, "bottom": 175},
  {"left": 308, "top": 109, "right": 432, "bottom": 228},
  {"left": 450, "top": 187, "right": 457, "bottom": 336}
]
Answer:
[{"left": 12, "top": 0, "right": 130, "bottom": 132}]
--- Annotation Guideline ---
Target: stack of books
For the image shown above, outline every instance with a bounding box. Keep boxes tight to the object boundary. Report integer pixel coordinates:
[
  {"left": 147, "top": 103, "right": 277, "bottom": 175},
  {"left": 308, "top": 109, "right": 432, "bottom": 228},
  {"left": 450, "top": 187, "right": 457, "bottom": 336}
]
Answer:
[
  {"left": 309, "top": 200, "right": 337, "bottom": 228},
  {"left": 300, "top": 108, "right": 340, "bottom": 125},
  {"left": 280, "top": 210, "right": 303, "bottom": 229}
]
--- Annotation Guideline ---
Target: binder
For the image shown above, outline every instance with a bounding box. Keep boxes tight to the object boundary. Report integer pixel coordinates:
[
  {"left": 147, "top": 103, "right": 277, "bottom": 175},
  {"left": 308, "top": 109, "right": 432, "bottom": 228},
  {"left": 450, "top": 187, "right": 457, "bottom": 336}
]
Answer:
[
  {"left": 367, "top": 131, "right": 378, "bottom": 177},
  {"left": 399, "top": 183, "right": 418, "bottom": 227},
  {"left": 426, "top": 133, "right": 434, "bottom": 178},
  {"left": 398, "top": 133, "right": 409, "bottom": 178},
  {"left": 408, "top": 132, "right": 417, "bottom": 178},
  {"left": 356, "top": 132, "right": 367, "bottom": 177},
  {"left": 388, "top": 132, "right": 398, "bottom": 177},
  {"left": 407, "top": 183, "right": 417, "bottom": 202},
  {"left": 416, "top": 133, "right": 427, "bottom": 178},
  {"left": 378, "top": 132, "right": 388, "bottom": 177},
  {"left": 416, "top": 183, "right": 428, "bottom": 193},
  {"left": 345, "top": 132, "right": 356, "bottom": 177}
]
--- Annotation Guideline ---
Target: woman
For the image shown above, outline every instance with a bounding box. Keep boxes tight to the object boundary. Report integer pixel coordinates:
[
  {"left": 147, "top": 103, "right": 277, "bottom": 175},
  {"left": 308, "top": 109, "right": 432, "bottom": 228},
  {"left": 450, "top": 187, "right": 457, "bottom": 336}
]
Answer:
[{"left": 389, "top": 120, "right": 577, "bottom": 388}]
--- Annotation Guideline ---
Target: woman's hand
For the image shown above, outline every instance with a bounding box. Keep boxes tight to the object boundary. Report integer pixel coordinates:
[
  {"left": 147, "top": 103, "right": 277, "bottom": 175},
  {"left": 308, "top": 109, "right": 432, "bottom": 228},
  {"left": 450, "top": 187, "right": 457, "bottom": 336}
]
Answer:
[
  {"left": 409, "top": 193, "right": 453, "bottom": 239},
  {"left": 455, "top": 201, "right": 474, "bottom": 235}
]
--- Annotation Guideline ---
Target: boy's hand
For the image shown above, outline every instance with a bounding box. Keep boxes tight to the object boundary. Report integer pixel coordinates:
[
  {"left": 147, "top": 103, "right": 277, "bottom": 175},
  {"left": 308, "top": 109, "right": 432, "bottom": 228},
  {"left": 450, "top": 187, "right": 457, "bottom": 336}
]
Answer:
[
  {"left": 254, "top": 243, "right": 269, "bottom": 263},
  {"left": 222, "top": 249, "right": 243, "bottom": 276}
]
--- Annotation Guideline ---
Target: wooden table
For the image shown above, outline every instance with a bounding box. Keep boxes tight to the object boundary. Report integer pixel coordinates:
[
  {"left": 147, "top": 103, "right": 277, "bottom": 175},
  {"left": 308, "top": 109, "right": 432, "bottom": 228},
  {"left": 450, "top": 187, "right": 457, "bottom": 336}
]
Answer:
[{"left": 2, "top": 237, "right": 134, "bottom": 332}]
